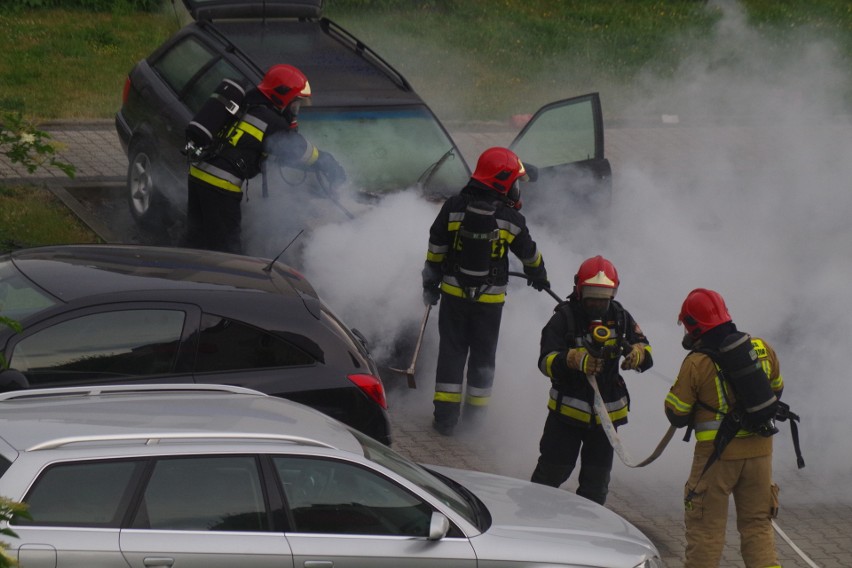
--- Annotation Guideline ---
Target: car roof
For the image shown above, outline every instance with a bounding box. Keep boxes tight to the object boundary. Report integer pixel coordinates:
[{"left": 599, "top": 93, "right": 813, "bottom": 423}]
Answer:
[
  {"left": 182, "top": 0, "right": 323, "bottom": 21},
  {"left": 187, "top": 19, "right": 423, "bottom": 108},
  {"left": 7, "top": 244, "right": 316, "bottom": 303},
  {"left": 223, "top": 19, "right": 416, "bottom": 104},
  {"left": 0, "top": 384, "right": 363, "bottom": 455}
]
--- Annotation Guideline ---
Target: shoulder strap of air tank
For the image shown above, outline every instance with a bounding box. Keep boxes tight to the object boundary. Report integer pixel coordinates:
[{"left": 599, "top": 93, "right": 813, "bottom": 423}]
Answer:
[{"left": 611, "top": 300, "right": 627, "bottom": 338}]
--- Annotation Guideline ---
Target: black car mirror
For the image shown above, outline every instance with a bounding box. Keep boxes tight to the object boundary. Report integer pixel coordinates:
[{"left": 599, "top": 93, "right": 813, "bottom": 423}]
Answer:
[{"left": 0, "top": 368, "right": 29, "bottom": 392}]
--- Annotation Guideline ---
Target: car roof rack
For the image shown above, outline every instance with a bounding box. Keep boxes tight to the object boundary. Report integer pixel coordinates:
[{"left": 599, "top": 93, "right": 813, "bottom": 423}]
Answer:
[
  {"left": 322, "top": 18, "right": 412, "bottom": 92},
  {"left": 27, "top": 432, "right": 336, "bottom": 452},
  {"left": 0, "top": 384, "right": 265, "bottom": 402}
]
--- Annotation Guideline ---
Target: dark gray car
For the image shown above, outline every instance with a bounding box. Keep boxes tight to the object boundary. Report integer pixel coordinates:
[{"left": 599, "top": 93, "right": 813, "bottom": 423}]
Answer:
[
  {"left": 0, "top": 244, "right": 391, "bottom": 444},
  {"left": 115, "top": 0, "right": 611, "bottom": 244}
]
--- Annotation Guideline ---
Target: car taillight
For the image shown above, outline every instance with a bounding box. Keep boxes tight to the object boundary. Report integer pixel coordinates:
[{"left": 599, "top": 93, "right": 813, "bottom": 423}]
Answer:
[
  {"left": 348, "top": 373, "right": 387, "bottom": 410},
  {"left": 122, "top": 76, "right": 131, "bottom": 104}
]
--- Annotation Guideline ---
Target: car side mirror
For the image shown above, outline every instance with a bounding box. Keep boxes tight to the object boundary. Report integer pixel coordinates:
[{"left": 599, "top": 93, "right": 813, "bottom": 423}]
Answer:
[
  {"left": 427, "top": 511, "right": 450, "bottom": 540},
  {"left": 0, "top": 368, "right": 29, "bottom": 393}
]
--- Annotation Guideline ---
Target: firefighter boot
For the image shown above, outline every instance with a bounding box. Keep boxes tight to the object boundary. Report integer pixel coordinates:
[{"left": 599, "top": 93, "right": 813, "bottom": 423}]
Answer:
[
  {"left": 433, "top": 400, "right": 460, "bottom": 436},
  {"left": 530, "top": 459, "right": 574, "bottom": 488},
  {"left": 577, "top": 465, "right": 612, "bottom": 505},
  {"left": 460, "top": 403, "right": 487, "bottom": 432}
]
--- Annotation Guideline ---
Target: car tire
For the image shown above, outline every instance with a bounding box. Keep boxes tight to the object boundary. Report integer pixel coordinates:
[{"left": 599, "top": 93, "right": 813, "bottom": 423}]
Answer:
[{"left": 127, "top": 139, "right": 171, "bottom": 231}]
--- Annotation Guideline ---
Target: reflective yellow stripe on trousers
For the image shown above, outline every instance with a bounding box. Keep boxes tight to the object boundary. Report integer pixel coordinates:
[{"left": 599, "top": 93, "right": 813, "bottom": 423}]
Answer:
[{"left": 189, "top": 163, "right": 243, "bottom": 193}]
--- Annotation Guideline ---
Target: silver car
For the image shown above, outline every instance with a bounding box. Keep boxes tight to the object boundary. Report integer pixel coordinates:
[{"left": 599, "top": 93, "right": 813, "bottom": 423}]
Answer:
[{"left": 0, "top": 384, "right": 662, "bottom": 567}]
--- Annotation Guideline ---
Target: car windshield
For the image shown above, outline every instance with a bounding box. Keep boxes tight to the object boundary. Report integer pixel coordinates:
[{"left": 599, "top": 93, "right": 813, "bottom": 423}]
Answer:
[
  {"left": 0, "top": 260, "right": 58, "bottom": 322},
  {"left": 299, "top": 107, "right": 469, "bottom": 197},
  {"left": 351, "top": 428, "right": 479, "bottom": 526}
]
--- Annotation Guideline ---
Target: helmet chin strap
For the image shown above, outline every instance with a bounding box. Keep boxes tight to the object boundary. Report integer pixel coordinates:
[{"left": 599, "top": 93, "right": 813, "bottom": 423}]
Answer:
[{"left": 280, "top": 105, "right": 299, "bottom": 128}]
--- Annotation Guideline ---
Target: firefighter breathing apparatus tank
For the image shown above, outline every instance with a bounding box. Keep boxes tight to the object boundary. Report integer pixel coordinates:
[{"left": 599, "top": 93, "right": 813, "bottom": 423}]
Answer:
[
  {"left": 184, "top": 77, "right": 246, "bottom": 161},
  {"left": 455, "top": 200, "right": 499, "bottom": 299},
  {"left": 707, "top": 331, "right": 780, "bottom": 436}
]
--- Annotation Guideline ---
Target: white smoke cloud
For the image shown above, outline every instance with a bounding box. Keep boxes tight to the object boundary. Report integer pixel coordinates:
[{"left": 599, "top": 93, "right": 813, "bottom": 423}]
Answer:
[{"left": 243, "top": 1, "right": 851, "bottom": 505}]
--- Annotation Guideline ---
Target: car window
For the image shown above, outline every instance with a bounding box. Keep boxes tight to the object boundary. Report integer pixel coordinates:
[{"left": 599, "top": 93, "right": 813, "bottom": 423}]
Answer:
[
  {"left": 510, "top": 97, "right": 599, "bottom": 168},
  {"left": 299, "top": 108, "right": 469, "bottom": 195},
  {"left": 131, "top": 456, "right": 268, "bottom": 532},
  {"left": 274, "top": 456, "right": 433, "bottom": 536},
  {"left": 0, "top": 259, "right": 58, "bottom": 321},
  {"left": 153, "top": 35, "right": 237, "bottom": 114},
  {"left": 351, "top": 429, "right": 478, "bottom": 527},
  {"left": 9, "top": 310, "right": 185, "bottom": 385},
  {"left": 153, "top": 35, "right": 214, "bottom": 95},
  {"left": 0, "top": 456, "right": 12, "bottom": 479},
  {"left": 17, "top": 460, "right": 144, "bottom": 528},
  {"left": 195, "top": 314, "right": 314, "bottom": 372},
  {"left": 184, "top": 58, "right": 246, "bottom": 115}
]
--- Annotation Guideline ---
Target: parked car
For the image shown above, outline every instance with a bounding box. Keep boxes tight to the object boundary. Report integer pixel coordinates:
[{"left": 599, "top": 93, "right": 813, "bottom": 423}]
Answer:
[
  {"left": 0, "top": 383, "right": 663, "bottom": 567},
  {"left": 115, "top": 0, "right": 611, "bottom": 243},
  {"left": 0, "top": 244, "right": 391, "bottom": 444}
]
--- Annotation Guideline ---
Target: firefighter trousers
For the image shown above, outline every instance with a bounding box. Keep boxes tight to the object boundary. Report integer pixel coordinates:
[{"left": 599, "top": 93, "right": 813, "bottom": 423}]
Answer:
[
  {"left": 186, "top": 177, "right": 243, "bottom": 254},
  {"left": 683, "top": 447, "right": 779, "bottom": 568},
  {"left": 530, "top": 412, "right": 614, "bottom": 505},
  {"left": 433, "top": 293, "right": 503, "bottom": 428}
]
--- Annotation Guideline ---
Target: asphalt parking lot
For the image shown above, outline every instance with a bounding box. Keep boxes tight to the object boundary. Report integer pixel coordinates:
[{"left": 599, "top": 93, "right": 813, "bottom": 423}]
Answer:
[{"left": 3, "top": 119, "right": 851, "bottom": 568}]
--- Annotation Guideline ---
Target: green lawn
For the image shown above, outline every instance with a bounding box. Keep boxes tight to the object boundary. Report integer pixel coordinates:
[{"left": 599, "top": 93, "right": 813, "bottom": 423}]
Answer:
[{"left": 1, "top": 0, "right": 850, "bottom": 121}]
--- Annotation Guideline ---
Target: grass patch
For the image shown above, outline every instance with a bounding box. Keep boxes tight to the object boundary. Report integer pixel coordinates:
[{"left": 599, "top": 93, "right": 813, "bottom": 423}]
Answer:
[
  {"left": 0, "top": 8, "right": 177, "bottom": 119},
  {"left": 326, "top": 0, "right": 852, "bottom": 120},
  {"left": 0, "top": 184, "right": 101, "bottom": 252},
  {"left": 3, "top": 1, "right": 851, "bottom": 121}
]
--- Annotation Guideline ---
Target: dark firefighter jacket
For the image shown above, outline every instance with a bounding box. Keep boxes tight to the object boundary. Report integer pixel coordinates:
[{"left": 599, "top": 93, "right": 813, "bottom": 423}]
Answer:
[
  {"left": 188, "top": 89, "right": 319, "bottom": 195},
  {"left": 424, "top": 183, "right": 546, "bottom": 304},
  {"left": 538, "top": 297, "right": 653, "bottom": 427},
  {"left": 665, "top": 335, "right": 783, "bottom": 460}
]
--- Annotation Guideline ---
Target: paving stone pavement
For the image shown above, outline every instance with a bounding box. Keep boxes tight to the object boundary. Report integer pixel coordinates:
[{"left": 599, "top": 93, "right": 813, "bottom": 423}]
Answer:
[{"left": 3, "top": 119, "right": 851, "bottom": 568}]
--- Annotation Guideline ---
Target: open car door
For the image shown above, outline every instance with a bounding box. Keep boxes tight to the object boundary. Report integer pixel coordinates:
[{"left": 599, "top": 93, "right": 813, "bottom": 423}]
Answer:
[{"left": 509, "top": 93, "right": 611, "bottom": 221}]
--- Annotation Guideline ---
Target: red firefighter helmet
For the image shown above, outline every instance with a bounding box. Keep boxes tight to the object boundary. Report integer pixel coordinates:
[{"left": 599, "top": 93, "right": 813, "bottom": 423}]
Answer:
[
  {"left": 678, "top": 288, "right": 732, "bottom": 339},
  {"left": 471, "top": 147, "right": 529, "bottom": 194},
  {"left": 575, "top": 255, "right": 619, "bottom": 301},
  {"left": 258, "top": 64, "right": 312, "bottom": 110}
]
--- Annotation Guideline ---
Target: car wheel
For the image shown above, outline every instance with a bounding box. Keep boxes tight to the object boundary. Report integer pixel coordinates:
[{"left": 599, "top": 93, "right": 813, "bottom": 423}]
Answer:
[{"left": 127, "top": 140, "right": 169, "bottom": 230}]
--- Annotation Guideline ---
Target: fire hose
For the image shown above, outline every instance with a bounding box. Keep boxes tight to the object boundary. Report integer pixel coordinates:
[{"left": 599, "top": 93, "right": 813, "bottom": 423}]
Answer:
[
  {"left": 584, "top": 325, "right": 677, "bottom": 468},
  {"left": 512, "top": 273, "right": 819, "bottom": 563}
]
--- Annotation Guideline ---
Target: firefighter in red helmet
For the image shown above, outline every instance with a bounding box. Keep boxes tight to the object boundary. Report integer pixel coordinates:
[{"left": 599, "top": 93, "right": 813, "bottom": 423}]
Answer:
[
  {"left": 185, "top": 64, "right": 345, "bottom": 253},
  {"left": 530, "top": 255, "right": 652, "bottom": 505},
  {"left": 665, "top": 288, "right": 784, "bottom": 568},
  {"left": 423, "top": 147, "right": 548, "bottom": 436}
]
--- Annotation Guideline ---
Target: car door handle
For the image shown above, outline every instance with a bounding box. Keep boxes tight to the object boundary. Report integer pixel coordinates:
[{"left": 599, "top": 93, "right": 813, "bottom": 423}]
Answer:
[
  {"left": 304, "top": 562, "right": 333, "bottom": 568},
  {"left": 143, "top": 557, "right": 175, "bottom": 567}
]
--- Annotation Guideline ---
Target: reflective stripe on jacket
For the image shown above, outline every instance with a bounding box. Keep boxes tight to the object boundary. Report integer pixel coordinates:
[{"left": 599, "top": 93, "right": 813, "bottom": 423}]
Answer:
[{"left": 424, "top": 185, "right": 544, "bottom": 304}]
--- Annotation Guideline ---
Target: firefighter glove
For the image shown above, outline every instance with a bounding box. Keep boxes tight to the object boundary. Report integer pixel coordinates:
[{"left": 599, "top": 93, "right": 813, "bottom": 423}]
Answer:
[
  {"left": 314, "top": 150, "right": 346, "bottom": 185},
  {"left": 621, "top": 343, "right": 647, "bottom": 371},
  {"left": 423, "top": 286, "right": 440, "bottom": 306},
  {"left": 421, "top": 262, "right": 442, "bottom": 289},
  {"left": 566, "top": 348, "right": 603, "bottom": 375},
  {"left": 528, "top": 275, "right": 550, "bottom": 291}
]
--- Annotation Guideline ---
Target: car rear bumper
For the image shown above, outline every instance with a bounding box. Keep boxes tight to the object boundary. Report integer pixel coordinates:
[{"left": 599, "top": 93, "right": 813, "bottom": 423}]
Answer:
[{"left": 115, "top": 111, "right": 131, "bottom": 155}]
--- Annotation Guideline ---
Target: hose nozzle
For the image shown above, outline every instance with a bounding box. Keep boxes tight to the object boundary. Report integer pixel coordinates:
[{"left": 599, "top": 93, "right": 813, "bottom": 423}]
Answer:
[{"left": 592, "top": 325, "right": 611, "bottom": 344}]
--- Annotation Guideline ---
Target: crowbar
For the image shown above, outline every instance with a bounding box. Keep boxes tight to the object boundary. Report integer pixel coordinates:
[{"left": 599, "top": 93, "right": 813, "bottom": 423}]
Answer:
[{"left": 388, "top": 304, "right": 432, "bottom": 389}]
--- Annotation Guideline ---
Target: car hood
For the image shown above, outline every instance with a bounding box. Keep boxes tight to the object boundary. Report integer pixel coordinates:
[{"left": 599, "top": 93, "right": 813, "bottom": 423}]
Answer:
[{"left": 432, "top": 465, "right": 660, "bottom": 566}]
